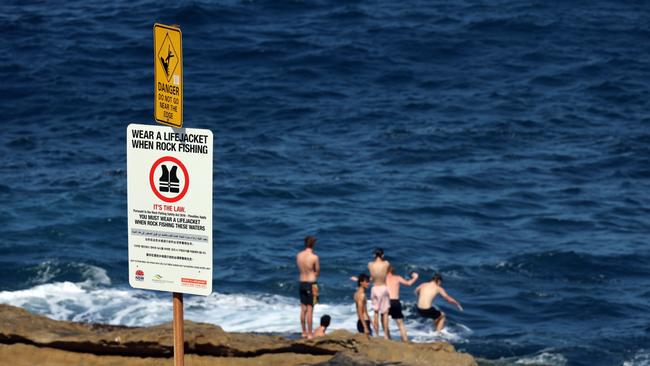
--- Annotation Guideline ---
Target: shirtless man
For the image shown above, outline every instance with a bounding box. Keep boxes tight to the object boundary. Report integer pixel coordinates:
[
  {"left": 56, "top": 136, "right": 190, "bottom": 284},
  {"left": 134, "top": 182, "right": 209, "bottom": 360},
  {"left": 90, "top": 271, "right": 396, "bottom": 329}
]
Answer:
[
  {"left": 368, "top": 248, "right": 391, "bottom": 339},
  {"left": 354, "top": 274, "right": 372, "bottom": 338},
  {"left": 296, "top": 236, "right": 320, "bottom": 339},
  {"left": 386, "top": 266, "right": 419, "bottom": 342},
  {"left": 415, "top": 273, "right": 463, "bottom": 331}
]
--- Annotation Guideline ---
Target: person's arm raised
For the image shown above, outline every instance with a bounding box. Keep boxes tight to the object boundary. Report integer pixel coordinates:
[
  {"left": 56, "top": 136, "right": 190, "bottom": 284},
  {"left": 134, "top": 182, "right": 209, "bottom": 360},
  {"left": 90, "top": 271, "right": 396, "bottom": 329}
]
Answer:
[{"left": 400, "top": 272, "right": 419, "bottom": 286}]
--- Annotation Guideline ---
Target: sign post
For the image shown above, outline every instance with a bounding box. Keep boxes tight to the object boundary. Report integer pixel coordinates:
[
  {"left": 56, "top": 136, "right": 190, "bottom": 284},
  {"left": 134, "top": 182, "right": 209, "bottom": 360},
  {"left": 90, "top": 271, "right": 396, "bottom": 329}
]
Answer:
[{"left": 173, "top": 292, "right": 184, "bottom": 366}]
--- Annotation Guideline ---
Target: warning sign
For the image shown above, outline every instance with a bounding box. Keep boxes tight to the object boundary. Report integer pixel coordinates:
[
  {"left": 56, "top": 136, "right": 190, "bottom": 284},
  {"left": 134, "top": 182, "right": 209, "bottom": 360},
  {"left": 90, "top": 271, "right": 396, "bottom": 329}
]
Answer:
[
  {"left": 154, "top": 23, "right": 183, "bottom": 128},
  {"left": 127, "top": 123, "right": 212, "bottom": 296}
]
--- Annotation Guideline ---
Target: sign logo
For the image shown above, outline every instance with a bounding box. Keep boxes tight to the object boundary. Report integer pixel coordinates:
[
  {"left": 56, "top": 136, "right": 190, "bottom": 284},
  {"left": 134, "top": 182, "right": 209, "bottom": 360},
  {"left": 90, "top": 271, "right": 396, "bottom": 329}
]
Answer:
[
  {"left": 149, "top": 156, "right": 189, "bottom": 203},
  {"left": 152, "top": 274, "right": 173, "bottom": 284},
  {"left": 181, "top": 277, "right": 207, "bottom": 288},
  {"left": 135, "top": 269, "right": 145, "bottom": 281}
]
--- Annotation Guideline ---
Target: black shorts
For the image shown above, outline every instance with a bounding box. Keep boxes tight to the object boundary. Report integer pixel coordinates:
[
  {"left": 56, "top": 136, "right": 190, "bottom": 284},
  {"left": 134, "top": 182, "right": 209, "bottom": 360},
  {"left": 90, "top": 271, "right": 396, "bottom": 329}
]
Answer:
[
  {"left": 388, "top": 299, "right": 404, "bottom": 319},
  {"left": 356, "top": 319, "right": 373, "bottom": 336},
  {"left": 417, "top": 306, "right": 442, "bottom": 320},
  {"left": 299, "top": 282, "right": 317, "bottom": 305}
]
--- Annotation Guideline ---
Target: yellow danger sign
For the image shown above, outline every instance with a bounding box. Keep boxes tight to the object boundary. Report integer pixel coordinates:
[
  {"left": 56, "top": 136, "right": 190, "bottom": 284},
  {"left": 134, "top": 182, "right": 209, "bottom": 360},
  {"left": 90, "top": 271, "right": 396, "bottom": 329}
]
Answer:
[{"left": 154, "top": 23, "right": 183, "bottom": 128}]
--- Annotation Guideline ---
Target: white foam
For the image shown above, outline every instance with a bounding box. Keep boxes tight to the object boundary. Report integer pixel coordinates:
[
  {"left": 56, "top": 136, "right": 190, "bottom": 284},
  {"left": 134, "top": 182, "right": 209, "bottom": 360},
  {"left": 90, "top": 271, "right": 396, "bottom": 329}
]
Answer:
[
  {"left": 624, "top": 349, "right": 650, "bottom": 366},
  {"left": 514, "top": 351, "right": 568, "bottom": 366},
  {"left": 409, "top": 322, "right": 471, "bottom": 343},
  {"left": 0, "top": 267, "right": 470, "bottom": 342},
  {"left": 30, "top": 261, "right": 60, "bottom": 284}
]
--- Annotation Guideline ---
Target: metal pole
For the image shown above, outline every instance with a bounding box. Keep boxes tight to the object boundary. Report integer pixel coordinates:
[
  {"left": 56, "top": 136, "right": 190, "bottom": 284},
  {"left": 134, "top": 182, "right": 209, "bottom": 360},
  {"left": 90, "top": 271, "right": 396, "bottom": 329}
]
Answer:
[{"left": 173, "top": 292, "right": 184, "bottom": 366}]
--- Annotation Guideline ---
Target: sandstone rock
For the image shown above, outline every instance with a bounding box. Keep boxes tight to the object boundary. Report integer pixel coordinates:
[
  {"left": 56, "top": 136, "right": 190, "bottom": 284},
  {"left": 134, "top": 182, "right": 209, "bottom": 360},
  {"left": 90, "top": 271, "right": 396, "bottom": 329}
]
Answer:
[
  {"left": 0, "top": 344, "right": 331, "bottom": 366},
  {"left": 0, "top": 304, "right": 476, "bottom": 366}
]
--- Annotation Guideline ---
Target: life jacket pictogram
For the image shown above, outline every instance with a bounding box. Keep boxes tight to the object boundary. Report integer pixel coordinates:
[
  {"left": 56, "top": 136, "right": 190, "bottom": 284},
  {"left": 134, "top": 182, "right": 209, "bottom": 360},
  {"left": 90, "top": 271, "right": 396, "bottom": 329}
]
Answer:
[{"left": 159, "top": 164, "right": 180, "bottom": 193}]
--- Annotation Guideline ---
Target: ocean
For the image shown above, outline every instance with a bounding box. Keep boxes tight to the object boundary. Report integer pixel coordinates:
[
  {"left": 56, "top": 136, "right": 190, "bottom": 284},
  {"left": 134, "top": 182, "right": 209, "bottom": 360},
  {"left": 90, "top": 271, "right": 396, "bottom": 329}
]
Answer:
[{"left": 1, "top": 1, "right": 650, "bottom": 365}]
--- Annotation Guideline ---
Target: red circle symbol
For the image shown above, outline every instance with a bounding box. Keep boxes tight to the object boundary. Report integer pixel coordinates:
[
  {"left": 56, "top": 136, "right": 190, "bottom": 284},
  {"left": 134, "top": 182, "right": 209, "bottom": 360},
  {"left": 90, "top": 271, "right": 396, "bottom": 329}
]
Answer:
[{"left": 149, "top": 156, "right": 190, "bottom": 203}]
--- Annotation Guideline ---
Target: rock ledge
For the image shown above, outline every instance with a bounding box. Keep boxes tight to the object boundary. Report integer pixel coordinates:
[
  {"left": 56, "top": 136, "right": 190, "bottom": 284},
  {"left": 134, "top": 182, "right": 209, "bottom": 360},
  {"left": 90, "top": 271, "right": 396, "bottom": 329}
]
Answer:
[{"left": 0, "top": 304, "right": 476, "bottom": 366}]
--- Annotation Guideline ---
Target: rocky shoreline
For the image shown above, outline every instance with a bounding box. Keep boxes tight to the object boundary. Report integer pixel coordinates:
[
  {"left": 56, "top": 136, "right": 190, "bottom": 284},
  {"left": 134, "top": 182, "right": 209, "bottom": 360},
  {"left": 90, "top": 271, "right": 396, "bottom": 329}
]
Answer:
[{"left": 0, "top": 304, "right": 476, "bottom": 365}]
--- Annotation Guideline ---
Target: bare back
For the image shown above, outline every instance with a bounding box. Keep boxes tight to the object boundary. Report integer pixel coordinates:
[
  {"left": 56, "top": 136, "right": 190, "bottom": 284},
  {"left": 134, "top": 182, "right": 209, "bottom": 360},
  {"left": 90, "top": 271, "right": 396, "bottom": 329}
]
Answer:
[
  {"left": 368, "top": 259, "right": 390, "bottom": 286},
  {"left": 386, "top": 273, "right": 402, "bottom": 299},
  {"left": 297, "top": 249, "right": 319, "bottom": 282},
  {"left": 416, "top": 282, "right": 440, "bottom": 309},
  {"left": 313, "top": 326, "right": 326, "bottom": 337}
]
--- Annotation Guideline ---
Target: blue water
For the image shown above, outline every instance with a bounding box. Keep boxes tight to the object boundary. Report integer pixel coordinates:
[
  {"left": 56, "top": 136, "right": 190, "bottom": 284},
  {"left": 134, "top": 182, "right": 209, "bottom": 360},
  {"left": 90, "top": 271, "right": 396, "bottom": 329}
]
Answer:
[{"left": 2, "top": 1, "right": 650, "bottom": 365}]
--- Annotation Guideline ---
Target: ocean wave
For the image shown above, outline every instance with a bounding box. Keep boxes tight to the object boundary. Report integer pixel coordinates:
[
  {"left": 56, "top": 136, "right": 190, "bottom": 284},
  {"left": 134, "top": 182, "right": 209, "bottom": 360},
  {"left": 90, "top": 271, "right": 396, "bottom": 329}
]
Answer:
[
  {"left": 488, "top": 250, "right": 650, "bottom": 283},
  {"left": 0, "top": 260, "right": 112, "bottom": 292},
  {"left": 6, "top": 136, "right": 37, "bottom": 150},
  {"left": 514, "top": 351, "right": 568, "bottom": 366},
  {"left": 624, "top": 349, "right": 650, "bottom": 366},
  {"left": 324, "top": 7, "right": 369, "bottom": 21},
  {"left": 480, "top": 350, "right": 568, "bottom": 366},
  {"left": 526, "top": 217, "right": 596, "bottom": 233}
]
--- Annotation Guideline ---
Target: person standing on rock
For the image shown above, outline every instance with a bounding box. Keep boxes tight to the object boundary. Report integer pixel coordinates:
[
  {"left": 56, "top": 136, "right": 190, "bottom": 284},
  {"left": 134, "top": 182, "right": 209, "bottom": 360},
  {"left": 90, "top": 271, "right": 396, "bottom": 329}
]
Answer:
[
  {"left": 386, "top": 266, "right": 419, "bottom": 342},
  {"left": 368, "top": 248, "right": 391, "bottom": 339},
  {"left": 297, "top": 236, "right": 320, "bottom": 339},
  {"left": 415, "top": 273, "right": 463, "bottom": 332},
  {"left": 354, "top": 273, "right": 372, "bottom": 338}
]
